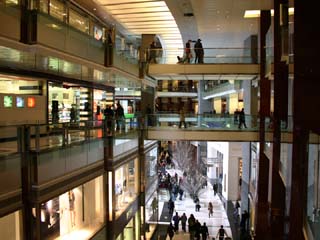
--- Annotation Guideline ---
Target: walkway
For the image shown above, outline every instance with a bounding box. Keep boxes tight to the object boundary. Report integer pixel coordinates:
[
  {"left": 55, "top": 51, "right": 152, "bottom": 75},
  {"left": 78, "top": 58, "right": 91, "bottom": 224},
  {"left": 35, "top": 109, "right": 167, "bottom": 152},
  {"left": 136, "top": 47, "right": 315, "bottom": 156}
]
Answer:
[{"left": 155, "top": 183, "right": 231, "bottom": 240}]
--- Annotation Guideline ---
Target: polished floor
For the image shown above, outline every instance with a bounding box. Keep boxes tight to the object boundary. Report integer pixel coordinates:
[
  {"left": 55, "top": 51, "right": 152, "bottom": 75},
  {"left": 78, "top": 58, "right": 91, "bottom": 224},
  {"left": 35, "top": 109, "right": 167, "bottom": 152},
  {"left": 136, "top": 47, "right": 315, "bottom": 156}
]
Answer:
[{"left": 150, "top": 182, "right": 231, "bottom": 240}]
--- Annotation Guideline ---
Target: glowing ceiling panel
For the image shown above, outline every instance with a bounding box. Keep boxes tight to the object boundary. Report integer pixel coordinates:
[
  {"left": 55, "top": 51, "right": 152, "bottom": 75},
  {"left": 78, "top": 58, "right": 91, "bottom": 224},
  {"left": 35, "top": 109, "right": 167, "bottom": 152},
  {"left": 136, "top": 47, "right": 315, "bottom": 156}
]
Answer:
[{"left": 95, "top": 0, "right": 183, "bottom": 63}]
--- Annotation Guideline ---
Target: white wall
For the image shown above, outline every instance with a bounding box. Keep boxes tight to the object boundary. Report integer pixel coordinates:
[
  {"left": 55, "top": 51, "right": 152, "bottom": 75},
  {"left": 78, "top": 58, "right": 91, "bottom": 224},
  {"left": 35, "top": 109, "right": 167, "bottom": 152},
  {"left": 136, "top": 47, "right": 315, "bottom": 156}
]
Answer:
[
  {"left": 213, "top": 98, "right": 222, "bottom": 113},
  {"left": 228, "top": 142, "right": 242, "bottom": 201},
  {"left": 0, "top": 211, "right": 21, "bottom": 240},
  {"left": 207, "top": 142, "right": 229, "bottom": 199}
]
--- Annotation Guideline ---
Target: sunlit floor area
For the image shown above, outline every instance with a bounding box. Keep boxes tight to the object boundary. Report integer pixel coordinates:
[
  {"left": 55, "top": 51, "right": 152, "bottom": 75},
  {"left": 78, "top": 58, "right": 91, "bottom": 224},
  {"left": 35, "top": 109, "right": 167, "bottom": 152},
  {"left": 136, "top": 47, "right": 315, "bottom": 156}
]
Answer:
[
  {"left": 153, "top": 183, "right": 231, "bottom": 240},
  {"left": 54, "top": 222, "right": 103, "bottom": 240}
]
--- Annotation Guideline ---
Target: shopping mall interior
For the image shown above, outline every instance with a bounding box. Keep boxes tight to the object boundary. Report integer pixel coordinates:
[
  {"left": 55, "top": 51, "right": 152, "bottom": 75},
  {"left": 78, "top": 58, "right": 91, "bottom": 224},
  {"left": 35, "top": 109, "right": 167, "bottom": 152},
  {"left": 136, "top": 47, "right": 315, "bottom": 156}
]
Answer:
[{"left": 0, "top": 0, "right": 319, "bottom": 239}]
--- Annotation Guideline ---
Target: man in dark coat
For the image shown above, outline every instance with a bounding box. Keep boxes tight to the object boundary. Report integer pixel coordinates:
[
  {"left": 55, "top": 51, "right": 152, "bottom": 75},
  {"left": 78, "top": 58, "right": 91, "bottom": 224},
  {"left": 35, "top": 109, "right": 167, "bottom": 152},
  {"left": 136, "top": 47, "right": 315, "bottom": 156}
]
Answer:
[{"left": 194, "top": 39, "right": 204, "bottom": 63}]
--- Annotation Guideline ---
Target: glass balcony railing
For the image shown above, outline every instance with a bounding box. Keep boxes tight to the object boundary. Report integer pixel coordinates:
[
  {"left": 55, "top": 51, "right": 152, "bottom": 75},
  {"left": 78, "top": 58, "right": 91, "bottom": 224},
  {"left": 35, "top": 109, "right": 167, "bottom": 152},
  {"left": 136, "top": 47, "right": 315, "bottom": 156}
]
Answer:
[
  {"left": 157, "top": 86, "right": 198, "bottom": 93},
  {"left": 0, "top": 3, "right": 20, "bottom": 41},
  {"left": 0, "top": 44, "right": 137, "bottom": 83},
  {"left": 0, "top": 124, "right": 21, "bottom": 195},
  {"left": 37, "top": 12, "right": 105, "bottom": 65},
  {"left": 0, "top": 117, "right": 141, "bottom": 186},
  {"left": 147, "top": 47, "right": 259, "bottom": 64},
  {"left": 145, "top": 114, "right": 293, "bottom": 132}
]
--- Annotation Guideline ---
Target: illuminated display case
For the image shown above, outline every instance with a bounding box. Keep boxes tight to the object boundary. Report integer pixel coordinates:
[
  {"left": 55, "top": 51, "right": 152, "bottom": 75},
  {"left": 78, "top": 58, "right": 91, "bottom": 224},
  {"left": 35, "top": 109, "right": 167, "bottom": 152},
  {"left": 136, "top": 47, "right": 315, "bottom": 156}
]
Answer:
[
  {"left": 3, "top": 95, "right": 13, "bottom": 108},
  {"left": 114, "top": 158, "right": 139, "bottom": 219},
  {"left": 38, "top": 176, "right": 105, "bottom": 239}
]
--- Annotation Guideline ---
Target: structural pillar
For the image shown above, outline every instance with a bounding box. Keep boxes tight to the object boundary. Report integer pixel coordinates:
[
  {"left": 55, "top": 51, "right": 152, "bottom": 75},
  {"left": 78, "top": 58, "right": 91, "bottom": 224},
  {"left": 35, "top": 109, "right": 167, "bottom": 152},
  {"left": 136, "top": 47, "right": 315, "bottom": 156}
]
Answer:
[
  {"left": 198, "top": 81, "right": 212, "bottom": 114},
  {"left": 255, "top": 10, "right": 271, "bottom": 240},
  {"left": 269, "top": 0, "right": 288, "bottom": 238},
  {"left": 289, "top": 1, "right": 320, "bottom": 239}
]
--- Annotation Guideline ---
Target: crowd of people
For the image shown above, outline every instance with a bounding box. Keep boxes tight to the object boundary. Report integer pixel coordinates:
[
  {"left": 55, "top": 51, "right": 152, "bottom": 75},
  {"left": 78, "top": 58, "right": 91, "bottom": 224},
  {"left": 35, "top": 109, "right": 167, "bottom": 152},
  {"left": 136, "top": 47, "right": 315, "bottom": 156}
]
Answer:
[
  {"left": 167, "top": 211, "right": 230, "bottom": 240},
  {"left": 167, "top": 212, "right": 211, "bottom": 240},
  {"left": 101, "top": 102, "right": 126, "bottom": 134}
]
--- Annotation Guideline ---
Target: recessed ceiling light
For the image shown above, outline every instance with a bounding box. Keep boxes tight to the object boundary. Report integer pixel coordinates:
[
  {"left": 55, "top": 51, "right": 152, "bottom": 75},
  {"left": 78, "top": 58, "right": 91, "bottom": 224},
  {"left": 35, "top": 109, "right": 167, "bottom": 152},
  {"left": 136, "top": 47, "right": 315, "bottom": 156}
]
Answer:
[
  {"left": 93, "top": 8, "right": 96, "bottom": 11},
  {"left": 244, "top": 7, "right": 294, "bottom": 18}
]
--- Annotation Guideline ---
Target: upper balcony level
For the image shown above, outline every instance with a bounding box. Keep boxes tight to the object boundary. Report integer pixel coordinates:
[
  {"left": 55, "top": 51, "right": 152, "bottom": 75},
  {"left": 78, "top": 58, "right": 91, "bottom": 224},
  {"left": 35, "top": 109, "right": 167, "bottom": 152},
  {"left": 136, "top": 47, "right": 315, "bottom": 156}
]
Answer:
[
  {"left": 0, "top": 2, "right": 150, "bottom": 88},
  {"left": 0, "top": 118, "right": 140, "bottom": 204},
  {"left": 147, "top": 47, "right": 293, "bottom": 78},
  {"left": 144, "top": 114, "right": 318, "bottom": 144}
]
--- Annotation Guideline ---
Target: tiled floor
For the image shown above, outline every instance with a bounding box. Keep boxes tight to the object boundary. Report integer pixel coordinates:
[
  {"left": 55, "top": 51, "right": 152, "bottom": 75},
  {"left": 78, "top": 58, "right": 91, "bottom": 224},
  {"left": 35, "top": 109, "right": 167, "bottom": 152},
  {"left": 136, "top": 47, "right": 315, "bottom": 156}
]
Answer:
[{"left": 156, "top": 183, "right": 232, "bottom": 240}]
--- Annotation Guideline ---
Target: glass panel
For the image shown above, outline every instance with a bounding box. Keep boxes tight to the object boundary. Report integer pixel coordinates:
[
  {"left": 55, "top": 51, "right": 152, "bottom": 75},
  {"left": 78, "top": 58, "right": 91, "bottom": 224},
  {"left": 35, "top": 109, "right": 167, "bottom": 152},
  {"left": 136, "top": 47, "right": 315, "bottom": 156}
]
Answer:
[
  {"left": 0, "top": 125, "right": 21, "bottom": 195},
  {"left": 49, "top": 0, "right": 65, "bottom": 22},
  {"left": 39, "top": 0, "right": 48, "bottom": 13},
  {"left": 40, "top": 176, "right": 105, "bottom": 239},
  {"left": 5, "top": 0, "right": 18, "bottom": 5},
  {"left": 0, "top": 210, "right": 23, "bottom": 240},
  {"left": 115, "top": 158, "right": 139, "bottom": 219},
  {"left": 69, "top": 8, "right": 89, "bottom": 33},
  {"left": 307, "top": 135, "right": 320, "bottom": 239}
]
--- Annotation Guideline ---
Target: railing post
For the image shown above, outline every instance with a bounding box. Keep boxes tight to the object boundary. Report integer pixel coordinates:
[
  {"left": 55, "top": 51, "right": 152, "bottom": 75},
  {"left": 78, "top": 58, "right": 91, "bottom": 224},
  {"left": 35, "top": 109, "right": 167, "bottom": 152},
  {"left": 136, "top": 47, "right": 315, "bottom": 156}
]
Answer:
[
  {"left": 19, "top": 125, "right": 35, "bottom": 240},
  {"left": 35, "top": 124, "right": 40, "bottom": 152}
]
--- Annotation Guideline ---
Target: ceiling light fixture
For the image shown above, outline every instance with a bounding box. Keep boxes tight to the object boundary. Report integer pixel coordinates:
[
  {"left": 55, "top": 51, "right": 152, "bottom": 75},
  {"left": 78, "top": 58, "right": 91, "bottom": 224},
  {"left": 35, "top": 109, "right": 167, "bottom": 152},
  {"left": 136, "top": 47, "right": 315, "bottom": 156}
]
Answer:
[{"left": 244, "top": 7, "right": 294, "bottom": 18}]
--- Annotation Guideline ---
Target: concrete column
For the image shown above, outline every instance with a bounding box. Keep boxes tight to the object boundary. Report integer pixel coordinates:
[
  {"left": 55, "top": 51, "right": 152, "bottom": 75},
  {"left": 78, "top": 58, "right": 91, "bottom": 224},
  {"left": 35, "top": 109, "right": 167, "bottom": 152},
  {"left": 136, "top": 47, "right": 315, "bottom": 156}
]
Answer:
[
  {"left": 243, "top": 80, "right": 258, "bottom": 116},
  {"left": 241, "top": 142, "right": 250, "bottom": 212},
  {"left": 198, "top": 81, "right": 212, "bottom": 114},
  {"left": 289, "top": 0, "right": 320, "bottom": 239},
  {"left": 255, "top": 10, "right": 271, "bottom": 239}
]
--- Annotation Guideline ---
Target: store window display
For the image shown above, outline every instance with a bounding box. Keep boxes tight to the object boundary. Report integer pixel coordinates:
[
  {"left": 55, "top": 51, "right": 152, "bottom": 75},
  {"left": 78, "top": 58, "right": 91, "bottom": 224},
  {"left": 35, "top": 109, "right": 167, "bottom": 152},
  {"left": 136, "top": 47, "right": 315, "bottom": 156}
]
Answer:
[
  {"left": 114, "top": 159, "right": 139, "bottom": 218},
  {"left": 39, "top": 176, "right": 105, "bottom": 239},
  {"left": 48, "top": 83, "right": 88, "bottom": 123},
  {"left": 68, "top": 190, "right": 76, "bottom": 227}
]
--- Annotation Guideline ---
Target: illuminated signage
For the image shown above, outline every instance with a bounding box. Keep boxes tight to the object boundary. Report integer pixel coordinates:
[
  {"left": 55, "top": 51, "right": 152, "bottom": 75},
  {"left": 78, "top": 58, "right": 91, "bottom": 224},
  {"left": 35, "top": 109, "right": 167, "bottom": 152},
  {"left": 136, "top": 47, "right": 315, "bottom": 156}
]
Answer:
[
  {"left": 27, "top": 97, "right": 36, "bottom": 108},
  {"left": 16, "top": 97, "right": 25, "bottom": 108},
  {"left": 94, "top": 26, "right": 103, "bottom": 41},
  {"left": 4, "top": 95, "right": 13, "bottom": 108}
]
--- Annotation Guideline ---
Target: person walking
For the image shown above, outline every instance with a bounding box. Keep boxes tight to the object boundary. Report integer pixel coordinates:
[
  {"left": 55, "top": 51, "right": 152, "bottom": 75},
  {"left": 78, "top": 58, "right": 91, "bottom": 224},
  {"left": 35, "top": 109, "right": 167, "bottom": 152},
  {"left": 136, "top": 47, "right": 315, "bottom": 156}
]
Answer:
[
  {"left": 151, "top": 197, "right": 158, "bottom": 217},
  {"left": 240, "top": 210, "right": 249, "bottom": 233},
  {"left": 179, "top": 108, "right": 187, "bottom": 128},
  {"left": 238, "top": 108, "right": 247, "bottom": 129},
  {"left": 201, "top": 222, "right": 209, "bottom": 240},
  {"left": 104, "top": 105, "right": 114, "bottom": 134},
  {"left": 194, "top": 39, "right": 204, "bottom": 63},
  {"left": 167, "top": 222, "right": 175, "bottom": 240},
  {"left": 188, "top": 214, "right": 196, "bottom": 240},
  {"left": 213, "top": 183, "right": 218, "bottom": 196},
  {"left": 180, "top": 213, "right": 187, "bottom": 232},
  {"left": 115, "top": 102, "right": 125, "bottom": 131},
  {"left": 208, "top": 202, "right": 213, "bottom": 218},
  {"left": 172, "top": 212, "right": 180, "bottom": 232},
  {"left": 216, "top": 225, "right": 228, "bottom": 240},
  {"left": 195, "top": 198, "right": 201, "bottom": 212},
  {"left": 168, "top": 198, "right": 175, "bottom": 214},
  {"left": 194, "top": 220, "right": 201, "bottom": 240}
]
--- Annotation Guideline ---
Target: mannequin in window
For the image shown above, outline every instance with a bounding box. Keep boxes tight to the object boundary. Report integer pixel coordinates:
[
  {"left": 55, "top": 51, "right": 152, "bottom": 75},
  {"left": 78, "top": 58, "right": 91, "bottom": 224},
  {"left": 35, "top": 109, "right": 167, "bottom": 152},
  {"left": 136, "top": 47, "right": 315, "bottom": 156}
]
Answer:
[{"left": 68, "top": 190, "right": 76, "bottom": 227}]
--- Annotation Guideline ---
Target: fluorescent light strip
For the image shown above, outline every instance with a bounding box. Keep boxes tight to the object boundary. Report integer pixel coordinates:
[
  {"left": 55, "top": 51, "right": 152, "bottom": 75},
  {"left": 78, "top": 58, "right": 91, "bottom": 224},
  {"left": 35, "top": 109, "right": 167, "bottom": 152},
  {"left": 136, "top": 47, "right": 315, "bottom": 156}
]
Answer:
[
  {"left": 100, "top": 0, "right": 161, "bottom": 5},
  {"left": 107, "top": 6, "right": 169, "bottom": 14},
  {"left": 104, "top": 2, "right": 167, "bottom": 10},
  {"left": 244, "top": 7, "right": 294, "bottom": 18},
  {"left": 124, "top": 21, "right": 177, "bottom": 26},
  {"left": 203, "top": 90, "right": 237, "bottom": 100},
  {"left": 117, "top": 15, "right": 175, "bottom": 21},
  {"left": 111, "top": 11, "right": 171, "bottom": 17},
  {"left": 126, "top": 26, "right": 178, "bottom": 30}
]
